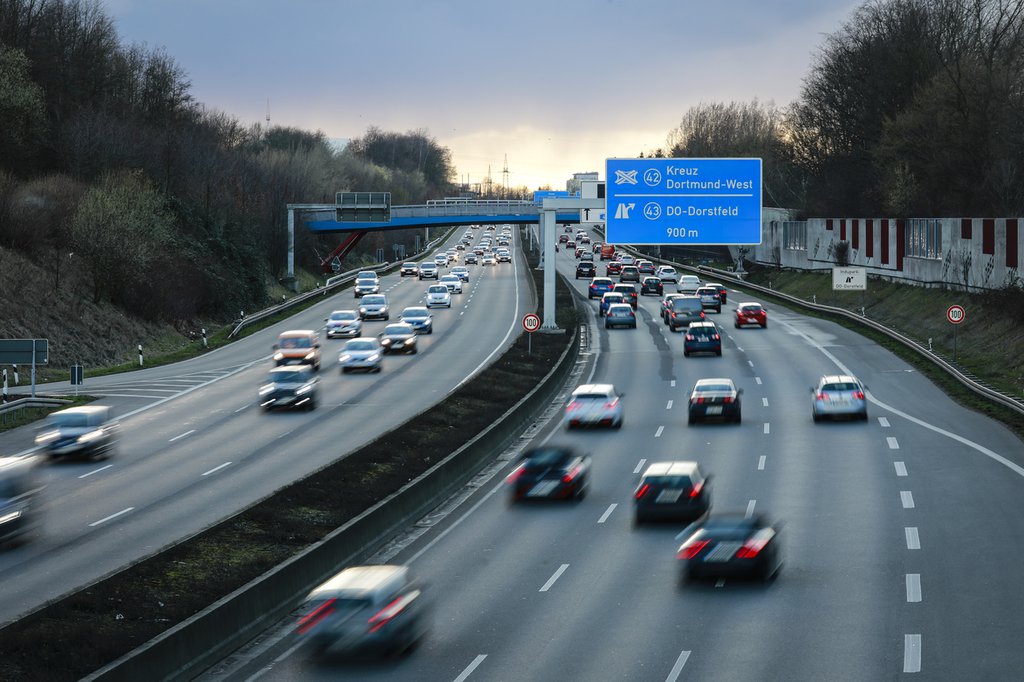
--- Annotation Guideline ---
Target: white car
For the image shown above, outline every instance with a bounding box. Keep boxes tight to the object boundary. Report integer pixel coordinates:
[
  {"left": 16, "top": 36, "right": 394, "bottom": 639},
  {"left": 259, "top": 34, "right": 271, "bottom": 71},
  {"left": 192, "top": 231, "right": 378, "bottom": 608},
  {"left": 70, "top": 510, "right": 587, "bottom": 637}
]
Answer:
[
  {"left": 433, "top": 254, "right": 447, "bottom": 267},
  {"left": 338, "top": 337, "right": 382, "bottom": 373},
  {"left": 564, "top": 383, "right": 624, "bottom": 429},
  {"left": 425, "top": 284, "right": 452, "bottom": 308},
  {"left": 496, "top": 249, "right": 511, "bottom": 263},
  {"left": 440, "top": 274, "right": 463, "bottom": 294},
  {"left": 617, "top": 255, "right": 635, "bottom": 266},
  {"left": 482, "top": 252, "right": 497, "bottom": 265},
  {"left": 811, "top": 375, "right": 868, "bottom": 421},
  {"left": 450, "top": 266, "right": 470, "bottom": 282},
  {"left": 418, "top": 262, "right": 439, "bottom": 279},
  {"left": 358, "top": 294, "right": 389, "bottom": 320},
  {"left": 677, "top": 275, "right": 702, "bottom": 294},
  {"left": 324, "top": 309, "right": 362, "bottom": 338},
  {"left": 353, "top": 272, "right": 380, "bottom": 298},
  {"left": 655, "top": 265, "right": 678, "bottom": 283}
]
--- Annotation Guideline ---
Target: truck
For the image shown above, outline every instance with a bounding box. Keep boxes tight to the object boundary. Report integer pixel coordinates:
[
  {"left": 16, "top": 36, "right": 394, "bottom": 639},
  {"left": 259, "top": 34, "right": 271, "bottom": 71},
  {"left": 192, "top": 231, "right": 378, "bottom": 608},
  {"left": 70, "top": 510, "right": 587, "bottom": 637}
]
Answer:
[{"left": 600, "top": 244, "right": 616, "bottom": 261}]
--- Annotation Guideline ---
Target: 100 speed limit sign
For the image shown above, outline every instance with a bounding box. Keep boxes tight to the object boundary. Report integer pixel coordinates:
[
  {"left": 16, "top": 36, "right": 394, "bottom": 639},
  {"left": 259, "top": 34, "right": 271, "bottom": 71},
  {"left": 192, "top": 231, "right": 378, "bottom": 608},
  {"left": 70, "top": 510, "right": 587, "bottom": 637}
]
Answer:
[
  {"left": 522, "top": 313, "right": 541, "bottom": 332},
  {"left": 946, "top": 305, "right": 966, "bottom": 325}
]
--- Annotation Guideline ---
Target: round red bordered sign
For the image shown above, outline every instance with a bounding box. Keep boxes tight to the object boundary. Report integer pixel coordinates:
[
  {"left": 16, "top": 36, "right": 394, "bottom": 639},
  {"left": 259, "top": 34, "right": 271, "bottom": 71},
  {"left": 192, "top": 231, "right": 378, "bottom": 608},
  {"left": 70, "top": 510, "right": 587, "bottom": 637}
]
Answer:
[
  {"left": 946, "top": 304, "right": 966, "bottom": 325},
  {"left": 522, "top": 313, "right": 541, "bottom": 332}
]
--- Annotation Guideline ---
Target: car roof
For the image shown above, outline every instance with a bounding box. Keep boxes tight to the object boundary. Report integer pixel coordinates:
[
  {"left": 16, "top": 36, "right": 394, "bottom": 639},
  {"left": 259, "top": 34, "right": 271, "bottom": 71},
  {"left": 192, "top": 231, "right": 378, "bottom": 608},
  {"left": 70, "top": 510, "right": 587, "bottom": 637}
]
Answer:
[
  {"left": 737, "top": 301, "right": 762, "bottom": 306},
  {"left": 52, "top": 405, "right": 110, "bottom": 416},
  {"left": 689, "top": 321, "right": 716, "bottom": 328},
  {"left": 278, "top": 329, "right": 315, "bottom": 338},
  {"left": 679, "top": 275, "right": 701, "bottom": 281},
  {"left": 402, "top": 306, "right": 429, "bottom": 313},
  {"left": 307, "top": 565, "right": 410, "bottom": 600},
  {"left": 694, "top": 378, "right": 737, "bottom": 389},
  {"left": 820, "top": 374, "right": 859, "bottom": 384},
  {"left": 607, "top": 303, "right": 634, "bottom": 311},
  {"left": 573, "top": 383, "right": 616, "bottom": 396},
  {"left": 642, "top": 461, "right": 701, "bottom": 478}
]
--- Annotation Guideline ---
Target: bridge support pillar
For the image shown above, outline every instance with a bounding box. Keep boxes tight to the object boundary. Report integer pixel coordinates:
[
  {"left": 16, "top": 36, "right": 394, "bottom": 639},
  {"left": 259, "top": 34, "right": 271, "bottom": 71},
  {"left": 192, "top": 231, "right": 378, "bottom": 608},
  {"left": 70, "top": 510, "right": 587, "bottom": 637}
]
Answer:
[
  {"left": 287, "top": 208, "right": 295, "bottom": 279},
  {"left": 541, "top": 209, "right": 558, "bottom": 330}
]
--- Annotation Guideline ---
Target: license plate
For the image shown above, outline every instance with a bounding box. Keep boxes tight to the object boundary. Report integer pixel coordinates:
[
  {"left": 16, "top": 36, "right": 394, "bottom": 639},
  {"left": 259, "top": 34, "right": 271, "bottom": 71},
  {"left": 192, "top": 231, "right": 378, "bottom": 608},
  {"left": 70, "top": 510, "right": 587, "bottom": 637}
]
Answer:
[
  {"left": 528, "top": 481, "right": 559, "bottom": 497},
  {"left": 705, "top": 406, "right": 723, "bottom": 415},
  {"left": 656, "top": 489, "right": 683, "bottom": 503},
  {"left": 704, "top": 542, "right": 742, "bottom": 562}
]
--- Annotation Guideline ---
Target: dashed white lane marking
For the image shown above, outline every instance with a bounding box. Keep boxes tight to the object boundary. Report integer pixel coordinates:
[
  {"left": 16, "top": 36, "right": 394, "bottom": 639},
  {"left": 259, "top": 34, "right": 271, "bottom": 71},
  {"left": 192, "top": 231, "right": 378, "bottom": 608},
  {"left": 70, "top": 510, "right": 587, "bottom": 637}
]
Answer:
[
  {"left": 904, "top": 634, "right": 922, "bottom": 673},
  {"left": 460, "top": 311, "right": 465, "bottom": 316},
  {"left": 666, "top": 400, "right": 673, "bottom": 410},
  {"left": 634, "top": 459, "right": 647, "bottom": 474},
  {"left": 655, "top": 426, "right": 665, "bottom": 438},
  {"left": 234, "top": 404, "right": 249, "bottom": 413},
  {"left": 895, "top": 461, "right": 908, "bottom": 476},
  {"left": 745, "top": 499, "right": 756, "bottom": 518},
  {"left": 901, "top": 491, "right": 915, "bottom": 509},
  {"left": 906, "top": 574, "right": 922, "bottom": 602},
  {"left": 453, "top": 654, "right": 488, "bottom": 682},
  {"left": 79, "top": 464, "right": 112, "bottom": 479},
  {"left": 598, "top": 504, "right": 618, "bottom": 524},
  {"left": 755, "top": 376, "right": 762, "bottom": 385},
  {"left": 169, "top": 429, "right": 196, "bottom": 442},
  {"left": 203, "top": 462, "right": 232, "bottom": 477},
  {"left": 89, "top": 507, "right": 134, "bottom": 527},
  {"left": 758, "top": 455, "right": 766, "bottom": 470},
  {"left": 887, "top": 437, "right": 900, "bottom": 449},
  {"left": 879, "top": 416, "right": 891, "bottom": 427},
  {"left": 762, "top": 397, "right": 769, "bottom": 407},
  {"left": 670, "top": 380, "right": 676, "bottom": 387},
  {"left": 905, "top": 527, "right": 921, "bottom": 549},
  {"left": 665, "top": 650, "right": 692, "bottom": 682},
  {"left": 763, "top": 423, "right": 770, "bottom": 435},
  {"left": 539, "top": 564, "right": 569, "bottom": 592},
  {"left": 747, "top": 360, "right": 754, "bottom": 367}
]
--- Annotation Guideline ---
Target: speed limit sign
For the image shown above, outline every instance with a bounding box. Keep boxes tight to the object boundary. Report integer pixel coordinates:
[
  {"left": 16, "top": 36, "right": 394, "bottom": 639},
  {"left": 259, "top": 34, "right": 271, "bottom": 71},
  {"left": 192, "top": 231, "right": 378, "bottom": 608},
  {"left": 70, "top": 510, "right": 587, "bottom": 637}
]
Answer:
[
  {"left": 946, "top": 305, "right": 966, "bottom": 325},
  {"left": 522, "top": 313, "right": 541, "bottom": 332}
]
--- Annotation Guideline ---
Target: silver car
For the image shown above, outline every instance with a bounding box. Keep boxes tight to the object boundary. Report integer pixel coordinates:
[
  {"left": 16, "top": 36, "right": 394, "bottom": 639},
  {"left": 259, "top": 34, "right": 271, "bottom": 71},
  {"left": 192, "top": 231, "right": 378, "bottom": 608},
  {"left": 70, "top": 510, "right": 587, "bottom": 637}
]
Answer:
[
  {"left": 811, "top": 374, "right": 868, "bottom": 421},
  {"left": 424, "top": 284, "right": 452, "bottom": 308},
  {"left": 439, "top": 274, "right": 463, "bottom": 294},
  {"left": 418, "top": 262, "right": 439, "bottom": 279},
  {"left": 353, "top": 272, "right": 380, "bottom": 298},
  {"left": 399, "top": 306, "right": 433, "bottom": 334},
  {"left": 324, "top": 309, "right": 362, "bottom": 338},
  {"left": 564, "top": 383, "right": 624, "bottom": 429},
  {"left": 339, "top": 337, "right": 383, "bottom": 373},
  {"left": 677, "top": 275, "right": 702, "bottom": 294},
  {"left": 34, "top": 405, "right": 120, "bottom": 460},
  {"left": 258, "top": 365, "right": 320, "bottom": 411},
  {"left": 358, "top": 294, "right": 389, "bottom": 320}
]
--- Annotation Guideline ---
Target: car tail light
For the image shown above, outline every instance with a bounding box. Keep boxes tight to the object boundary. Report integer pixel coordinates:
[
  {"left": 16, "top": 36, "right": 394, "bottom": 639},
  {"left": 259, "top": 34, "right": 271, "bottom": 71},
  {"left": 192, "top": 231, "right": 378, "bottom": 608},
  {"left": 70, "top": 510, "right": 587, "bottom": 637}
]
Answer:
[
  {"left": 604, "top": 398, "right": 619, "bottom": 409},
  {"left": 699, "top": 312, "right": 705, "bottom": 319},
  {"left": 634, "top": 483, "right": 650, "bottom": 500},
  {"left": 685, "top": 334, "right": 695, "bottom": 341},
  {"left": 678, "top": 538, "right": 710, "bottom": 559},
  {"left": 689, "top": 480, "right": 705, "bottom": 498},
  {"left": 562, "top": 465, "right": 581, "bottom": 484},
  {"left": 853, "top": 390, "right": 865, "bottom": 399},
  {"left": 368, "top": 592, "right": 417, "bottom": 633},
  {"left": 567, "top": 401, "right": 581, "bottom": 412},
  {"left": 507, "top": 464, "right": 525, "bottom": 484},
  {"left": 693, "top": 397, "right": 704, "bottom": 404},
  {"left": 736, "top": 529, "right": 775, "bottom": 559},
  {"left": 296, "top": 598, "right": 336, "bottom": 634},
  {"left": 713, "top": 334, "right": 720, "bottom": 340},
  {"left": 816, "top": 392, "right": 826, "bottom": 401},
  {"left": 723, "top": 396, "right": 732, "bottom": 404},
  {"left": 671, "top": 312, "right": 677, "bottom": 319}
]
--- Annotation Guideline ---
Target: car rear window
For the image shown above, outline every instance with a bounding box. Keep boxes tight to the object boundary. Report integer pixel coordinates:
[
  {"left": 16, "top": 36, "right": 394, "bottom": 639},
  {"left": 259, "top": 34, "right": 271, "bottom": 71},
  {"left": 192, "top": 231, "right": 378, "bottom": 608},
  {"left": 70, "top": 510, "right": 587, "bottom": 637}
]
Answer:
[
  {"left": 645, "top": 475, "right": 693, "bottom": 488},
  {"left": 524, "top": 449, "right": 571, "bottom": 467},
  {"left": 823, "top": 383, "right": 860, "bottom": 391},
  {"left": 574, "top": 393, "right": 609, "bottom": 401},
  {"left": 671, "top": 299, "right": 703, "bottom": 311}
]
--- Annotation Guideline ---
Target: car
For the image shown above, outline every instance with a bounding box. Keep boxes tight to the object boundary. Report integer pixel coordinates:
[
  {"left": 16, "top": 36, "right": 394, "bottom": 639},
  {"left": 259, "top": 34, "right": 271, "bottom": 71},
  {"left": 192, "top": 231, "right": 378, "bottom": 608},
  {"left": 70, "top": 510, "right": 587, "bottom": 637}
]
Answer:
[
  {"left": 695, "top": 286, "right": 722, "bottom": 313},
  {"left": 497, "top": 237, "right": 510, "bottom": 247},
  {"left": 677, "top": 274, "right": 702, "bottom": 294},
  {"left": 379, "top": 323, "right": 418, "bottom": 354},
  {"left": 399, "top": 306, "right": 433, "bottom": 334},
  {"left": 296, "top": 564, "right": 428, "bottom": 659},
  {"left": 684, "top": 321, "right": 722, "bottom": 356},
  {"left": 324, "top": 309, "right": 362, "bottom": 339},
  {"left": 446, "top": 250, "right": 459, "bottom": 263},
  {"left": 506, "top": 446, "right": 591, "bottom": 502},
  {"left": 496, "top": 249, "right": 511, "bottom": 263},
  {"left": 640, "top": 276, "right": 664, "bottom": 296},
  {"left": 619, "top": 265, "right": 640, "bottom": 283},
  {"left": 617, "top": 254, "right": 635, "bottom": 266},
  {"left": 566, "top": 239, "right": 576, "bottom": 249},
  {"left": 600, "top": 244, "right": 616, "bottom": 260},
  {"left": 399, "top": 262, "right": 419, "bottom": 277},
  {"left": 811, "top": 374, "right": 868, "bottom": 421},
  {"left": 706, "top": 282, "right": 729, "bottom": 304},
  {"left": 273, "top": 330, "right": 322, "bottom": 369},
  {"left": 633, "top": 461, "right": 711, "bottom": 524},
  {"left": 574, "top": 247, "right": 585, "bottom": 259},
  {"left": 580, "top": 251, "right": 594, "bottom": 262},
  {"left": 353, "top": 272, "right": 380, "bottom": 298},
  {"left": 424, "top": 284, "right": 452, "bottom": 308},
  {"left": 456, "top": 243, "right": 465, "bottom": 250},
  {"left": 464, "top": 253, "right": 478, "bottom": 264},
  {"left": 558, "top": 234, "right": 569, "bottom": 244},
  {"left": 677, "top": 513, "right": 782, "bottom": 583},
  {"left": 734, "top": 302, "right": 767, "bottom": 328},
  {"left": 588, "top": 277, "right": 615, "bottom": 299},
  {"left": 592, "top": 241, "right": 603, "bottom": 253},
  {"left": 418, "top": 262, "right": 439, "bottom": 279},
  {"left": 433, "top": 254, "right": 448, "bottom": 267},
  {"left": 451, "top": 265, "right": 470, "bottom": 282},
  {"left": 0, "top": 454, "right": 44, "bottom": 545},
  {"left": 440, "top": 274, "right": 463, "bottom": 294},
  {"left": 660, "top": 293, "right": 690, "bottom": 321},
  {"left": 637, "top": 260, "right": 656, "bottom": 275},
  {"left": 473, "top": 245, "right": 486, "bottom": 256},
  {"left": 339, "top": 337, "right": 383, "bottom": 373},
  {"left": 564, "top": 383, "right": 623, "bottom": 429},
  {"left": 575, "top": 261, "right": 596, "bottom": 279},
  {"left": 605, "top": 303, "right": 637, "bottom": 329},
  {"left": 665, "top": 296, "right": 705, "bottom": 331},
  {"left": 358, "top": 294, "right": 390, "bottom": 320},
  {"left": 612, "top": 282, "right": 638, "bottom": 308},
  {"left": 34, "top": 405, "right": 120, "bottom": 460},
  {"left": 482, "top": 252, "right": 497, "bottom": 266},
  {"left": 688, "top": 378, "right": 742, "bottom": 424},
  {"left": 599, "top": 292, "right": 627, "bottom": 316},
  {"left": 656, "top": 265, "right": 678, "bottom": 283},
  {"left": 579, "top": 235, "right": 591, "bottom": 245},
  {"left": 258, "top": 365, "right": 320, "bottom": 411},
  {"left": 605, "top": 261, "right": 623, "bottom": 276}
]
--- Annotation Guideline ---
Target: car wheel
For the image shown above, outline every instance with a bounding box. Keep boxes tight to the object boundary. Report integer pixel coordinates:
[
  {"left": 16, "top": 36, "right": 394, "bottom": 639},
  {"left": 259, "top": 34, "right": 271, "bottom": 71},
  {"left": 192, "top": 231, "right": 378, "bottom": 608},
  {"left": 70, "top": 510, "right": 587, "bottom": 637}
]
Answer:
[
  {"left": 306, "top": 399, "right": 316, "bottom": 412},
  {"left": 734, "top": 321, "right": 740, "bottom": 328},
  {"left": 341, "top": 367, "right": 349, "bottom": 374},
  {"left": 688, "top": 412, "right": 696, "bottom": 425},
  {"left": 715, "top": 307, "right": 721, "bottom": 314},
  {"left": 762, "top": 321, "right": 767, "bottom": 328},
  {"left": 734, "top": 410, "right": 742, "bottom": 424},
  {"left": 375, "top": 366, "right": 382, "bottom": 373},
  {"left": 385, "top": 314, "right": 390, "bottom": 320},
  {"left": 683, "top": 350, "right": 690, "bottom": 357},
  {"left": 411, "top": 347, "right": 418, "bottom": 354},
  {"left": 860, "top": 410, "right": 869, "bottom": 421},
  {"left": 812, "top": 412, "right": 821, "bottom": 423},
  {"left": 715, "top": 349, "right": 722, "bottom": 356}
]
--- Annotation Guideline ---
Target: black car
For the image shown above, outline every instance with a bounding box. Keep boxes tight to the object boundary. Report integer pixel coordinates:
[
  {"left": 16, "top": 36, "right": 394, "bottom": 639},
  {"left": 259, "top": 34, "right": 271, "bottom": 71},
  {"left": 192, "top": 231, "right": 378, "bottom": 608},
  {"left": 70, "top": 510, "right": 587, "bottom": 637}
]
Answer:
[
  {"left": 507, "top": 446, "right": 591, "bottom": 502},
  {"left": 464, "top": 253, "right": 479, "bottom": 264},
  {"left": 684, "top": 321, "right": 722, "bottom": 356},
  {"left": 677, "top": 513, "right": 782, "bottom": 583},
  {"left": 633, "top": 461, "right": 711, "bottom": 524},
  {"left": 612, "top": 283, "right": 638, "bottom": 308},
  {"left": 640, "top": 276, "right": 663, "bottom": 296},
  {"left": 575, "top": 261, "right": 597, "bottom": 279},
  {"left": 688, "top": 378, "right": 742, "bottom": 424},
  {"left": 379, "top": 323, "right": 418, "bottom": 354},
  {"left": 258, "top": 365, "right": 320, "bottom": 411},
  {"left": 619, "top": 265, "right": 641, "bottom": 282},
  {"left": 0, "top": 454, "right": 44, "bottom": 545}
]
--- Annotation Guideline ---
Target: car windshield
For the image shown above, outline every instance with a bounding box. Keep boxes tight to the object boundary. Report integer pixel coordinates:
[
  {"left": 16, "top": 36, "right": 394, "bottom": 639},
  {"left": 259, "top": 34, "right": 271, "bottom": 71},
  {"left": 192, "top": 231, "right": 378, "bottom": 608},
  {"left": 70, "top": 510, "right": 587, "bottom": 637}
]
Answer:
[
  {"left": 330, "top": 312, "right": 356, "bottom": 321},
  {"left": 646, "top": 476, "right": 693, "bottom": 488},
  {"left": 47, "top": 412, "right": 91, "bottom": 427},
  {"left": 420, "top": 262, "right": 435, "bottom": 268},
  {"left": 356, "top": 273, "right": 376, "bottom": 281},
  {"left": 428, "top": 286, "right": 447, "bottom": 294},
  {"left": 574, "top": 393, "right": 611, "bottom": 401},
  {"left": 603, "top": 294, "right": 624, "bottom": 302},
  {"left": 740, "top": 305, "right": 763, "bottom": 312},
  {"left": 279, "top": 336, "right": 311, "bottom": 348},
  {"left": 671, "top": 300, "right": 699, "bottom": 310},
  {"left": 402, "top": 308, "right": 427, "bottom": 317},
  {"left": 384, "top": 324, "right": 414, "bottom": 335},
  {"left": 269, "top": 369, "right": 304, "bottom": 382},
  {"left": 823, "top": 383, "right": 861, "bottom": 391},
  {"left": 362, "top": 296, "right": 385, "bottom": 305},
  {"left": 346, "top": 341, "right": 376, "bottom": 351},
  {"left": 609, "top": 307, "right": 632, "bottom": 315}
]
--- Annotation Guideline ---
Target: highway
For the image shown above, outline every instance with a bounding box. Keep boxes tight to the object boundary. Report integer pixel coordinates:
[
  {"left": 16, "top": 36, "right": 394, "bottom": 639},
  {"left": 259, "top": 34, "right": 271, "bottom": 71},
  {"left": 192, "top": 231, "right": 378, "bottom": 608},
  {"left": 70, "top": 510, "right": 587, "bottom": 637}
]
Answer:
[
  {"left": 210, "top": 230, "right": 1024, "bottom": 680},
  {"left": 0, "top": 228, "right": 531, "bottom": 625}
]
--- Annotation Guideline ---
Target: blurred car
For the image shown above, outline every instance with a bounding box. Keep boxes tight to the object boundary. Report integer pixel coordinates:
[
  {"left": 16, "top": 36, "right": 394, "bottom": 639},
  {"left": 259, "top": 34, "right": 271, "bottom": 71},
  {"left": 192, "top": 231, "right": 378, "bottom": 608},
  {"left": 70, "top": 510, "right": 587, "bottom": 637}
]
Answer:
[
  {"left": 575, "top": 247, "right": 586, "bottom": 259},
  {"left": 734, "top": 302, "right": 767, "bottom": 328},
  {"left": 433, "top": 254, "right": 447, "bottom": 267},
  {"left": 297, "top": 565, "right": 428, "bottom": 659},
  {"left": 677, "top": 513, "right": 782, "bottom": 583},
  {"left": 0, "top": 454, "right": 44, "bottom": 545},
  {"left": 706, "top": 282, "right": 729, "bottom": 304},
  {"left": 605, "top": 261, "right": 623, "bottom": 276},
  {"left": 259, "top": 365, "right": 320, "bottom": 411},
  {"left": 589, "top": 277, "right": 615, "bottom": 299},
  {"left": 811, "top": 374, "right": 868, "bottom": 421},
  {"left": 273, "top": 330, "right": 322, "bottom": 369},
  {"left": 605, "top": 303, "right": 637, "bottom": 329},
  {"left": 339, "top": 337, "right": 383, "bottom": 373},
  {"left": 599, "top": 292, "right": 627, "bottom": 316},
  {"left": 418, "top": 262, "right": 439, "bottom": 279},
  {"left": 618, "top": 254, "right": 635, "bottom": 266},
  {"left": 684, "top": 321, "right": 722, "bottom": 357},
  {"left": 576, "top": 261, "right": 596, "bottom": 279},
  {"left": 354, "top": 271, "right": 380, "bottom": 297},
  {"left": 482, "top": 252, "right": 497, "bottom": 265},
  {"left": 464, "top": 253, "right": 479, "bottom": 264},
  {"left": 696, "top": 286, "right": 722, "bottom": 313},
  {"left": 445, "top": 249, "right": 459, "bottom": 263},
  {"left": 34, "top": 405, "right": 120, "bottom": 461},
  {"left": 324, "top": 309, "right": 362, "bottom": 339},
  {"left": 620, "top": 265, "right": 641, "bottom": 283},
  {"left": 358, "top": 294, "right": 390, "bottom": 320},
  {"left": 506, "top": 446, "right": 591, "bottom": 502},
  {"left": 612, "top": 282, "right": 638, "bottom": 308},
  {"left": 677, "top": 274, "right": 702, "bottom": 294},
  {"left": 688, "top": 378, "right": 742, "bottom": 424},
  {"left": 559, "top": 233, "right": 569, "bottom": 244},
  {"left": 637, "top": 260, "right": 656, "bottom": 275},
  {"left": 379, "top": 323, "right": 418, "bottom": 355},
  {"left": 633, "top": 461, "right": 711, "bottom": 524},
  {"left": 640, "top": 276, "right": 664, "bottom": 296},
  {"left": 656, "top": 265, "right": 678, "bottom": 283},
  {"left": 665, "top": 296, "right": 705, "bottom": 332},
  {"left": 399, "top": 306, "right": 433, "bottom": 334},
  {"left": 660, "top": 293, "right": 689, "bottom": 322},
  {"left": 496, "top": 248, "right": 511, "bottom": 263},
  {"left": 451, "top": 265, "right": 470, "bottom": 282},
  {"left": 399, "top": 262, "right": 418, "bottom": 277},
  {"left": 564, "top": 383, "right": 624, "bottom": 429},
  {"left": 424, "top": 284, "right": 452, "bottom": 308},
  {"left": 455, "top": 243, "right": 465, "bottom": 250},
  {"left": 579, "top": 235, "right": 591, "bottom": 245},
  {"left": 440, "top": 274, "right": 463, "bottom": 294},
  {"left": 580, "top": 251, "right": 594, "bottom": 262},
  {"left": 600, "top": 244, "right": 616, "bottom": 260},
  {"left": 566, "top": 239, "right": 576, "bottom": 249}
]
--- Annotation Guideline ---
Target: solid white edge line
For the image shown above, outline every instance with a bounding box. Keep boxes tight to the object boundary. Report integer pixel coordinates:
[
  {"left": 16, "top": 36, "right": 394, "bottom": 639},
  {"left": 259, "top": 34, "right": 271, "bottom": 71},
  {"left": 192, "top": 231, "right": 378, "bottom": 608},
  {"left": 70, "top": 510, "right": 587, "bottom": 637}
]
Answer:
[
  {"left": 169, "top": 429, "right": 196, "bottom": 442},
  {"left": 79, "top": 464, "right": 113, "bottom": 479},
  {"left": 634, "top": 459, "right": 647, "bottom": 474},
  {"left": 89, "top": 507, "right": 134, "bottom": 527},
  {"left": 655, "top": 426, "right": 664, "bottom": 438},
  {"left": 539, "top": 563, "right": 569, "bottom": 592},
  {"left": 905, "top": 526, "right": 921, "bottom": 549},
  {"left": 895, "top": 461, "right": 908, "bottom": 477},
  {"left": 904, "top": 634, "right": 922, "bottom": 673},
  {"left": 745, "top": 499, "right": 756, "bottom": 518},
  {"left": 887, "top": 437, "right": 900, "bottom": 449},
  {"left": 453, "top": 654, "right": 488, "bottom": 682},
  {"left": 234, "top": 404, "right": 250, "bottom": 413},
  {"left": 202, "top": 462, "right": 233, "bottom": 477},
  {"left": 906, "top": 573, "right": 922, "bottom": 602},
  {"left": 664, "top": 649, "right": 692, "bottom": 682},
  {"left": 757, "top": 455, "right": 766, "bottom": 470},
  {"left": 901, "top": 491, "right": 915, "bottom": 508},
  {"left": 598, "top": 503, "right": 618, "bottom": 524}
]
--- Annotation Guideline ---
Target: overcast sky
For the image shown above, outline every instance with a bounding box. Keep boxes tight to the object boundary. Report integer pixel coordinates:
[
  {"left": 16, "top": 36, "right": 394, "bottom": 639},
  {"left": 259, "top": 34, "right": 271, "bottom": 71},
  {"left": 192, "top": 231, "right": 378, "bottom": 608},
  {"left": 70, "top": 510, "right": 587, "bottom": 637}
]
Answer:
[{"left": 104, "top": 0, "right": 863, "bottom": 191}]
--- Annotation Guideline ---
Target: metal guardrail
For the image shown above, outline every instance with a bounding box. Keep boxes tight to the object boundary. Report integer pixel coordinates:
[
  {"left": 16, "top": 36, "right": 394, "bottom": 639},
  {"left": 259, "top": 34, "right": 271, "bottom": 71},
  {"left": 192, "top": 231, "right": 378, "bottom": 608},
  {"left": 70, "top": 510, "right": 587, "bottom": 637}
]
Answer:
[{"left": 0, "top": 397, "right": 72, "bottom": 425}]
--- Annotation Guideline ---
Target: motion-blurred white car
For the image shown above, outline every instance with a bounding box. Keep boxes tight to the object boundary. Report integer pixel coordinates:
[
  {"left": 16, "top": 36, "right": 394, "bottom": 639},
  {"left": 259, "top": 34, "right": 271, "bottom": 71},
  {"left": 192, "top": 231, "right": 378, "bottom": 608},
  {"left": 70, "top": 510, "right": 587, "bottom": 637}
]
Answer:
[
  {"left": 563, "top": 383, "right": 624, "bottom": 429},
  {"left": 424, "top": 284, "right": 452, "bottom": 308}
]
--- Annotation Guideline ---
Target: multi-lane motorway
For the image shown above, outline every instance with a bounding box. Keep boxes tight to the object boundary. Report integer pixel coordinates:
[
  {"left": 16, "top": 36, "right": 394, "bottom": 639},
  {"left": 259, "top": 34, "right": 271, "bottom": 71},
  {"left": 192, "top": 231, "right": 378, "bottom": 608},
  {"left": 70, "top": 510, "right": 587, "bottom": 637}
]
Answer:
[
  {"left": 0, "top": 228, "right": 529, "bottom": 625},
  {"left": 208, "top": 231, "right": 1024, "bottom": 680}
]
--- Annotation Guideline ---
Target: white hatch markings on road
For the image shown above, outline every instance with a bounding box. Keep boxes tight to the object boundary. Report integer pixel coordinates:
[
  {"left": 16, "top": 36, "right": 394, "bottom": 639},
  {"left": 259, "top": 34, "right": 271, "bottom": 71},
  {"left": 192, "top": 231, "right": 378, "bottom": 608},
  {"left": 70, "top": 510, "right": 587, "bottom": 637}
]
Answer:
[
  {"left": 666, "top": 400, "right": 673, "bottom": 410},
  {"left": 755, "top": 376, "right": 762, "bottom": 385},
  {"left": 758, "top": 455, "right": 766, "bottom": 470},
  {"left": 670, "top": 380, "right": 676, "bottom": 387},
  {"left": 763, "top": 423, "right": 770, "bottom": 435},
  {"left": 762, "top": 397, "right": 769, "bottom": 407},
  {"left": 901, "top": 491, "right": 915, "bottom": 509},
  {"left": 906, "top": 574, "right": 922, "bottom": 603},
  {"left": 665, "top": 650, "right": 692, "bottom": 682},
  {"left": 904, "top": 634, "right": 922, "bottom": 673},
  {"left": 539, "top": 564, "right": 569, "bottom": 592},
  {"left": 895, "top": 461, "right": 908, "bottom": 477},
  {"left": 887, "top": 437, "right": 900, "bottom": 449},
  {"left": 79, "top": 464, "right": 113, "bottom": 479},
  {"left": 634, "top": 459, "right": 647, "bottom": 474},
  {"left": 655, "top": 426, "right": 665, "bottom": 438},
  {"left": 879, "top": 416, "right": 891, "bottom": 427},
  {"left": 598, "top": 504, "right": 618, "bottom": 524},
  {"left": 453, "top": 654, "right": 488, "bottom": 682},
  {"left": 745, "top": 500, "right": 756, "bottom": 518},
  {"left": 169, "top": 429, "right": 196, "bottom": 442},
  {"left": 905, "top": 527, "right": 921, "bottom": 550},
  {"left": 88, "top": 507, "right": 134, "bottom": 527},
  {"left": 202, "top": 462, "right": 233, "bottom": 477}
]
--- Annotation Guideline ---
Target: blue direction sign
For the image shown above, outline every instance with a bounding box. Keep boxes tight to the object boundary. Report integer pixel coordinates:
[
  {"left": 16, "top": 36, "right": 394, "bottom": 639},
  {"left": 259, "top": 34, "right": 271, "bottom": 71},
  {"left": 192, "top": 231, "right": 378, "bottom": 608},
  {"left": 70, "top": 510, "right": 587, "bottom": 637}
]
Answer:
[{"left": 605, "top": 158, "right": 762, "bottom": 245}]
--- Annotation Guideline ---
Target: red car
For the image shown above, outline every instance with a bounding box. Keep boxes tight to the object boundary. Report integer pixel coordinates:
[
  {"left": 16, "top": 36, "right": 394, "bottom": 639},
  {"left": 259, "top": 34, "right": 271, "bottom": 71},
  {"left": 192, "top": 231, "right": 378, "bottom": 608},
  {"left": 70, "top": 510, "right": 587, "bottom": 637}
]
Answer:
[
  {"left": 559, "top": 234, "right": 569, "bottom": 244},
  {"left": 734, "top": 302, "right": 767, "bottom": 328},
  {"left": 606, "top": 261, "right": 623, "bottom": 276}
]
